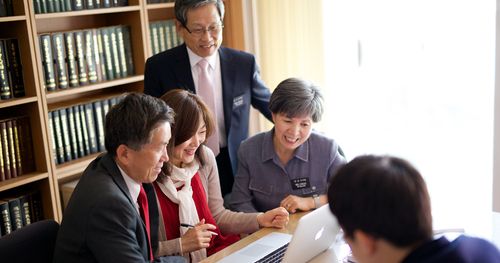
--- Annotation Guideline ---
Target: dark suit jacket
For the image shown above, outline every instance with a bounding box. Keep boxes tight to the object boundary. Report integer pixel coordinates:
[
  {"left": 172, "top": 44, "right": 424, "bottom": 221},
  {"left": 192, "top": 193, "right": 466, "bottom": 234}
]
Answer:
[
  {"left": 53, "top": 153, "right": 178, "bottom": 263},
  {"left": 144, "top": 44, "right": 272, "bottom": 174}
]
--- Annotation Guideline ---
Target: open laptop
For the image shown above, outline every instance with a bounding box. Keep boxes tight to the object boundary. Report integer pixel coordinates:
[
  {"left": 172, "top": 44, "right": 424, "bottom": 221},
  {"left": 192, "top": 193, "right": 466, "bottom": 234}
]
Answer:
[{"left": 218, "top": 204, "right": 340, "bottom": 263}]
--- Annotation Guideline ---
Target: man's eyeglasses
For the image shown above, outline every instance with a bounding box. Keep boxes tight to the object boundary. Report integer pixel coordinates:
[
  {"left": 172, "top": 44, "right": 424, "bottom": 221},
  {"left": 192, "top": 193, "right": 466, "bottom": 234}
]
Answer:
[{"left": 184, "top": 23, "right": 224, "bottom": 37}]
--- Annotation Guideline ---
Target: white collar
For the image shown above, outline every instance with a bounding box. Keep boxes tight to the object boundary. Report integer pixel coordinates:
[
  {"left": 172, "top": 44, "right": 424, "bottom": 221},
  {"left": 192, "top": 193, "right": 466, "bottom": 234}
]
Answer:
[
  {"left": 187, "top": 47, "right": 217, "bottom": 70},
  {"left": 117, "top": 164, "right": 141, "bottom": 203}
]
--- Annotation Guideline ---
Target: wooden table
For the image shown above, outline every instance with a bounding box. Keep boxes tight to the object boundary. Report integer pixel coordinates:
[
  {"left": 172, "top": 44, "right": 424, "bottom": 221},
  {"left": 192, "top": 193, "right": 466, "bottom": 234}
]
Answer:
[{"left": 200, "top": 212, "right": 308, "bottom": 263}]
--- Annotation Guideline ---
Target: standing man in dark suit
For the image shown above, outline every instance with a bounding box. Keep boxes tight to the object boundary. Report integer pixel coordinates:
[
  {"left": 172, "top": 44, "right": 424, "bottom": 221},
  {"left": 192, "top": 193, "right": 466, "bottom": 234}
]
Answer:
[
  {"left": 53, "top": 93, "right": 184, "bottom": 263},
  {"left": 144, "top": 0, "right": 272, "bottom": 197}
]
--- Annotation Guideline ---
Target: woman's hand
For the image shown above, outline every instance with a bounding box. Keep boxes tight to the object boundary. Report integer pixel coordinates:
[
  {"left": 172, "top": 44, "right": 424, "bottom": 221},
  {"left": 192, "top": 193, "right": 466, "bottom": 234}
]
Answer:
[
  {"left": 180, "top": 219, "right": 217, "bottom": 253},
  {"left": 257, "top": 207, "right": 289, "bottom": 228}
]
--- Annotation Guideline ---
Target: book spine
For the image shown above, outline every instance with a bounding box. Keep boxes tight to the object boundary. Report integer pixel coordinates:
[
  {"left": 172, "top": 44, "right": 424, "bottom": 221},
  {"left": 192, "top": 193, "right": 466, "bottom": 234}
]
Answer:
[
  {"left": 115, "top": 26, "right": 128, "bottom": 78},
  {"left": 121, "top": 26, "right": 134, "bottom": 76},
  {"left": 0, "top": 40, "right": 12, "bottom": 100},
  {"left": 0, "top": 201, "right": 12, "bottom": 235},
  {"left": 7, "top": 198, "right": 22, "bottom": 231},
  {"left": 0, "top": 129, "right": 4, "bottom": 181},
  {"left": 11, "top": 119, "right": 22, "bottom": 176},
  {"left": 84, "top": 30, "right": 98, "bottom": 83},
  {"left": 39, "top": 34, "right": 57, "bottom": 91},
  {"left": 5, "top": 39, "right": 25, "bottom": 98},
  {"left": 19, "top": 194, "right": 31, "bottom": 226},
  {"left": 164, "top": 20, "right": 173, "bottom": 50},
  {"left": 58, "top": 108, "right": 72, "bottom": 162},
  {"left": 72, "top": 0, "right": 83, "bottom": 10},
  {"left": 62, "top": 0, "right": 72, "bottom": 11},
  {"left": 157, "top": 22, "right": 166, "bottom": 53},
  {"left": 6, "top": 120, "right": 17, "bottom": 178},
  {"left": 109, "top": 26, "right": 122, "bottom": 79},
  {"left": 39, "top": 0, "right": 47, "bottom": 13},
  {"left": 19, "top": 117, "right": 34, "bottom": 173},
  {"left": 84, "top": 103, "right": 98, "bottom": 153},
  {"left": 95, "top": 29, "right": 107, "bottom": 81},
  {"left": 72, "top": 105, "right": 85, "bottom": 158},
  {"left": 74, "top": 31, "right": 88, "bottom": 86},
  {"left": 78, "top": 104, "right": 91, "bottom": 155},
  {"left": 48, "top": 111, "right": 58, "bottom": 164},
  {"left": 52, "top": 110, "right": 65, "bottom": 164},
  {"left": 29, "top": 191, "right": 43, "bottom": 222},
  {"left": 0, "top": 121, "right": 10, "bottom": 180},
  {"left": 64, "top": 32, "right": 79, "bottom": 88},
  {"left": 66, "top": 107, "right": 79, "bottom": 159},
  {"left": 33, "top": 0, "right": 42, "bottom": 14},
  {"left": 52, "top": 33, "right": 69, "bottom": 89},
  {"left": 86, "top": 0, "right": 95, "bottom": 9},
  {"left": 151, "top": 22, "right": 159, "bottom": 55},
  {"left": 52, "top": 0, "right": 61, "bottom": 12},
  {"left": 46, "top": 0, "right": 55, "bottom": 13},
  {"left": 102, "top": 0, "right": 111, "bottom": 8},
  {"left": 92, "top": 101, "right": 105, "bottom": 152},
  {"left": 100, "top": 27, "right": 115, "bottom": 80}
]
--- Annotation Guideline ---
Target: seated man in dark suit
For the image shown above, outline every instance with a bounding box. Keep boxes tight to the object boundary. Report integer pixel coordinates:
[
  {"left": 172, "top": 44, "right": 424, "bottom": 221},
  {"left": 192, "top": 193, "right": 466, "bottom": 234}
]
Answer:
[
  {"left": 328, "top": 155, "right": 500, "bottom": 263},
  {"left": 53, "top": 93, "right": 184, "bottom": 263},
  {"left": 144, "top": 0, "right": 273, "bottom": 197}
]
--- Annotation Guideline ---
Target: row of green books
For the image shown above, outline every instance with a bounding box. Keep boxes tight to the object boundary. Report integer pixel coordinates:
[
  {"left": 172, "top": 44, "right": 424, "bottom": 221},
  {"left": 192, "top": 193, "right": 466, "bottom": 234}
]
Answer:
[
  {"left": 33, "top": 0, "right": 129, "bottom": 14},
  {"left": 150, "top": 19, "right": 183, "bottom": 56},
  {"left": 0, "top": 190, "right": 43, "bottom": 237},
  {"left": 39, "top": 25, "right": 134, "bottom": 92},
  {"left": 0, "top": 116, "right": 35, "bottom": 182},
  {"left": 0, "top": 39, "right": 26, "bottom": 101},
  {"left": 48, "top": 96, "right": 121, "bottom": 165},
  {"left": 146, "top": 0, "right": 174, "bottom": 3},
  {"left": 0, "top": 0, "right": 13, "bottom": 17}
]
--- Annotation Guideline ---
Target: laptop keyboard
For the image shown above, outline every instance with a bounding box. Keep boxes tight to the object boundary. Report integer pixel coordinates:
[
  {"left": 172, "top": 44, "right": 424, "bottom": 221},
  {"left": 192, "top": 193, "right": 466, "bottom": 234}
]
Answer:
[{"left": 255, "top": 243, "right": 289, "bottom": 263}]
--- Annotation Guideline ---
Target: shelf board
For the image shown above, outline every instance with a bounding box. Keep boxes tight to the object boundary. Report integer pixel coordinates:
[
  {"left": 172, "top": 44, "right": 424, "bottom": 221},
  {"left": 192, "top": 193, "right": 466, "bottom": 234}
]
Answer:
[
  {"left": 0, "top": 15, "right": 26, "bottom": 22},
  {"left": 34, "top": 6, "right": 141, "bottom": 20},
  {"left": 56, "top": 152, "right": 103, "bottom": 180},
  {"left": 0, "top": 96, "right": 38, "bottom": 108},
  {"left": 0, "top": 172, "right": 49, "bottom": 192},
  {"left": 146, "top": 3, "right": 175, "bottom": 10},
  {"left": 45, "top": 75, "right": 144, "bottom": 100}
]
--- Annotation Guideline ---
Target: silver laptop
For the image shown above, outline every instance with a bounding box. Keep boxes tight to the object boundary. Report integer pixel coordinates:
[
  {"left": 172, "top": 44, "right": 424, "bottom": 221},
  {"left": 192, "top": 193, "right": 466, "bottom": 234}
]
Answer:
[{"left": 218, "top": 204, "right": 340, "bottom": 263}]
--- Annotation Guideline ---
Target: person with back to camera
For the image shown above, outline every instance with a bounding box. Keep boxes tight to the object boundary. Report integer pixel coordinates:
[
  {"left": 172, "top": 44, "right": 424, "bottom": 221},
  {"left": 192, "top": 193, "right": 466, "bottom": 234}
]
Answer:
[
  {"left": 229, "top": 77, "right": 346, "bottom": 213},
  {"left": 144, "top": 0, "right": 273, "bottom": 198},
  {"left": 153, "top": 89, "right": 289, "bottom": 262},
  {"left": 53, "top": 93, "right": 185, "bottom": 263},
  {"left": 328, "top": 155, "right": 500, "bottom": 263}
]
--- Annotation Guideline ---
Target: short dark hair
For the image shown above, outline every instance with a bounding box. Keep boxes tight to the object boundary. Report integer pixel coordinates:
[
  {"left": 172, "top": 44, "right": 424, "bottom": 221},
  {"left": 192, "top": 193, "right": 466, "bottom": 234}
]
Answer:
[
  {"left": 105, "top": 93, "right": 174, "bottom": 157},
  {"left": 159, "top": 89, "right": 215, "bottom": 173},
  {"left": 328, "top": 155, "right": 433, "bottom": 247},
  {"left": 175, "top": 0, "right": 225, "bottom": 27},
  {"left": 269, "top": 78, "right": 324, "bottom": 122}
]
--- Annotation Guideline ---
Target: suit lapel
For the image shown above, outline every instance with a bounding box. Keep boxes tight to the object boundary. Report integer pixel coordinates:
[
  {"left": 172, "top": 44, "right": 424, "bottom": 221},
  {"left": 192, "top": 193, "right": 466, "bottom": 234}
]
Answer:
[
  {"left": 174, "top": 44, "right": 196, "bottom": 93},
  {"left": 219, "top": 47, "right": 235, "bottom": 133}
]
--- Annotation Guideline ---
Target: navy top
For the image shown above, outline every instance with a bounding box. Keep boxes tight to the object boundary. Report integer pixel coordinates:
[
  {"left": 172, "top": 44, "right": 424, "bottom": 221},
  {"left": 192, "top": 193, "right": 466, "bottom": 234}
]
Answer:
[
  {"left": 402, "top": 236, "right": 500, "bottom": 263},
  {"left": 229, "top": 129, "right": 346, "bottom": 212}
]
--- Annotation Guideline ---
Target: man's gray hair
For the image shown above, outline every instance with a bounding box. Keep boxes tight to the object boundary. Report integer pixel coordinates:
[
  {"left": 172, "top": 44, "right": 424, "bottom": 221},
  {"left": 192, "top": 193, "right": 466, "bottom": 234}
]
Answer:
[{"left": 175, "top": 0, "right": 225, "bottom": 26}]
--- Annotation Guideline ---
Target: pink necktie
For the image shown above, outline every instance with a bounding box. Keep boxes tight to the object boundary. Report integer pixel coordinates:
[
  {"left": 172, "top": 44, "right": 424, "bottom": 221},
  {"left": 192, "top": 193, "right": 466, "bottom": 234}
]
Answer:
[{"left": 197, "top": 59, "right": 220, "bottom": 156}]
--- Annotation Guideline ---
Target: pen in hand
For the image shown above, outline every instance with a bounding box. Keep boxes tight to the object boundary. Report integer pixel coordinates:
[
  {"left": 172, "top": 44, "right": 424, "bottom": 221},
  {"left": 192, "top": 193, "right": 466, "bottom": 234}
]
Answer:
[{"left": 180, "top": 223, "right": 218, "bottom": 235}]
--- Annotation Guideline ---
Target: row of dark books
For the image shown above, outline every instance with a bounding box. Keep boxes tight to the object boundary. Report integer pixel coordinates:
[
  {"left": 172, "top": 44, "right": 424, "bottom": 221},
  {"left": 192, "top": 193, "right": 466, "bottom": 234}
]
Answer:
[
  {"left": 33, "top": 0, "right": 129, "bottom": 14},
  {"left": 39, "top": 25, "right": 134, "bottom": 92},
  {"left": 0, "top": 190, "right": 43, "bottom": 237},
  {"left": 0, "top": 38, "right": 26, "bottom": 101},
  {"left": 0, "top": 0, "right": 13, "bottom": 17},
  {"left": 49, "top": 96, "right": 122, "bottom": 165},
  {"left": 150, "top": 19, "right": 183, "bottom": 56},
  {"left": 0, "top": 116, "right": 35, "bottom": 182},
  {"left": 146, "top": 0, "right": 174, "bottom": 3}
]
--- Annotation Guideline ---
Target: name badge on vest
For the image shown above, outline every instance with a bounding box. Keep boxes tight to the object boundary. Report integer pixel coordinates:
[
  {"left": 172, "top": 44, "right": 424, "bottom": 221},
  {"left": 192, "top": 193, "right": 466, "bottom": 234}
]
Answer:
[{"left": 290, "top": 178, "right": 310, "bottom": 190}]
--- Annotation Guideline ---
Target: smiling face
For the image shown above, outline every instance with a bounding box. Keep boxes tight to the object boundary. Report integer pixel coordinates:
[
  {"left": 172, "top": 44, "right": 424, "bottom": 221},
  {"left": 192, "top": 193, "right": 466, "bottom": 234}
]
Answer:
[
  {"left": 171, "top": 116, "right": 207, "bottom": 167},
  {"left": 272, "top": 112, "right": 313, "bottom": 154},
  {"left": 177, "top": 3, "right": 223, "bottom": 58},
  {"left": 126, "top": 122, "right": 171, "bottom": 183}
]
